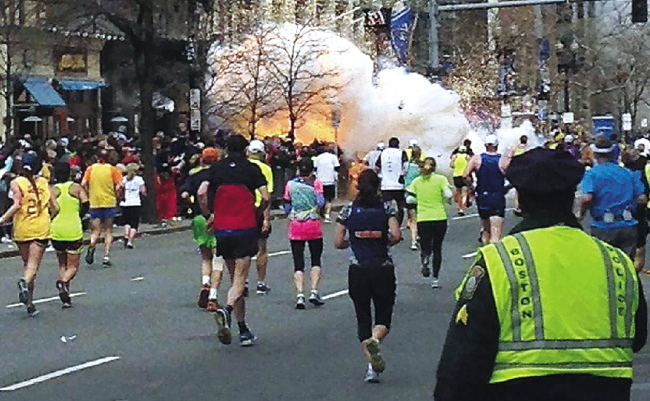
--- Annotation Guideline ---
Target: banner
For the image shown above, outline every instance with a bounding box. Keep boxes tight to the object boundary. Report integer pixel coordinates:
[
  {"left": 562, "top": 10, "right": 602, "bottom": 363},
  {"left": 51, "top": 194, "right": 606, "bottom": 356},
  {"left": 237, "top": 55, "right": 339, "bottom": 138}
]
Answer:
[{"left": 390, "top": 7, "right": 414, "bottom": 66}]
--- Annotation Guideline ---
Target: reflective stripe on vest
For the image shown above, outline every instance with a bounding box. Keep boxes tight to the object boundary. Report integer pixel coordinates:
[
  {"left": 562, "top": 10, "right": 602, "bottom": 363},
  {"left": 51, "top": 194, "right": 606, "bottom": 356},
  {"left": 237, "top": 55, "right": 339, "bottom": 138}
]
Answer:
[{"left": 481, "top": 226, "right": 638, "bottom": 383}]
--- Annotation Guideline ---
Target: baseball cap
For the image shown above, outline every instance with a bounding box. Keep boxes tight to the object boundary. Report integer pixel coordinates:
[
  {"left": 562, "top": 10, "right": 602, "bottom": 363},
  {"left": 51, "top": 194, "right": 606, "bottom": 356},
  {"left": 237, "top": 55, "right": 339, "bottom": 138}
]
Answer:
[
  {"left": 248, "top": 139, "right": 266, "bottom": 154},
  {"left": 201, "top": 147, "right": 218, "bottom": 163},
  {"left": 485, "top": 134, "right": 499, "bottom": 146},
  {"left": 377, "top": 142, "right": 386, "bottom": 150},
  {"left": 457, "top": 146, "right": 467, "bottom": 154},
  {"left": 408, "top": 139, "right": 418, "bottom": 147},
  {"left": 21, "top": 151, "right": 42, "bottom": 173}
]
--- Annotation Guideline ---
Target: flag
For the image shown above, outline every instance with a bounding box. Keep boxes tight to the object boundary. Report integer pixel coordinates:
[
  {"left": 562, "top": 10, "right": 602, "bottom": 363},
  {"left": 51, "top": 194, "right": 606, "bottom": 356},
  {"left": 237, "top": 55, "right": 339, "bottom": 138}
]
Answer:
[{"left": 390, "top": 7, "right": 414, "bottom": 66}]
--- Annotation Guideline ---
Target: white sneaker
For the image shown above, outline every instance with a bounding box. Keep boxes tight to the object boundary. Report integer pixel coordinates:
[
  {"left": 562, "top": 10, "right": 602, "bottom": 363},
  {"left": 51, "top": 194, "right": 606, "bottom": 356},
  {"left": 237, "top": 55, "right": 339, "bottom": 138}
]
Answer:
[
  {"left": 364, "top": 364, "right": 380, "bottom": 383},
  {"left": 1, "top": 236, "right": 11, "bottom": 243},
  {"left": 410, "top": 242, "right": 418, "bottom": 251},
  {"left": 431, "top": 278, "right": 440, "bottom": 289}
]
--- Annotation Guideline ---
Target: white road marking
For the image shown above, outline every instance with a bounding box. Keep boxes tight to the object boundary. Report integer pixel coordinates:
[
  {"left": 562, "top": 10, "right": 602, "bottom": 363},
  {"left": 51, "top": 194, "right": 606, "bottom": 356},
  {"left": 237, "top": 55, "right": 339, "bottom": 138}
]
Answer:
[
  {"left": 462, "top": 251, "right": 478, "bottom": 259},
  {"left": 323, "top": 289, "right": 349, "bottom": 300},
  {"left": 130, "top": 277, "right": 145, "bottom": 282},
  {"left": 0, "top": 356, "right": 120, "bottom": 391},
  {"left": 6, "top": 292, "right": 87, "bottom": 309},
  {"left": 253, "top": 250, "right": 292, "bottom": 260}
]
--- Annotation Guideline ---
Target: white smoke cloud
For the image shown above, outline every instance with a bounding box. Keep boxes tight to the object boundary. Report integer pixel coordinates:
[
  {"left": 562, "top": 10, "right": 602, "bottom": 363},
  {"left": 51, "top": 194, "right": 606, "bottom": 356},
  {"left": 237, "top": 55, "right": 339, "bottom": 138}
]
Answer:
[{"left": 207, "top": 24, "right": 539, "bottom": 173}]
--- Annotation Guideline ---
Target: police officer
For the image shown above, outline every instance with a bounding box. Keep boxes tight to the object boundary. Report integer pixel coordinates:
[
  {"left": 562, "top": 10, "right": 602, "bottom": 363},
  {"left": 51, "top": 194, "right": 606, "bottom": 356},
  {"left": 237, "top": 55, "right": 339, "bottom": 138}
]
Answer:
[{"left": 434, "top": 148, "right": 647, "bottom": 401}]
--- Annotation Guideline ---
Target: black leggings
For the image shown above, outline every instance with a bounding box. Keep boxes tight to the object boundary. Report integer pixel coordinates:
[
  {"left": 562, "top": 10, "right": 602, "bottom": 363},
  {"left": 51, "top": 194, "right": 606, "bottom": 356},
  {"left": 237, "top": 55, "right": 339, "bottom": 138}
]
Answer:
[
  {"left": 417, "top": 220, "right": 448, "bottom": 278},
  {"left": 290, "top": 239, "right": 324, "bottom": 272},
  {"left": 349, "top": 265, "right": 396, "bottom": 342}
]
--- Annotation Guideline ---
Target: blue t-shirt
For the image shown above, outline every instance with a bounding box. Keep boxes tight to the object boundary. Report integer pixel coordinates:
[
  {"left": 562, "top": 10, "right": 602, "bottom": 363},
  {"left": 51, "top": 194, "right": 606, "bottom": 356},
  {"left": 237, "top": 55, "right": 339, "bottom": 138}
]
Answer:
[{"left": 581, "top": 162, "right": 645, "bottom": 230}]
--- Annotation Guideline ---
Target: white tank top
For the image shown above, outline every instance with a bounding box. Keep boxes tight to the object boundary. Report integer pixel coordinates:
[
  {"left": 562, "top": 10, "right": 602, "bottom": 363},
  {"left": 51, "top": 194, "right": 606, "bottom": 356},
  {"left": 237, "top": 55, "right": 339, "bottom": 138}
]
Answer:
[{"left": 379, "top": 148, "right": 404, "bottom": 190}]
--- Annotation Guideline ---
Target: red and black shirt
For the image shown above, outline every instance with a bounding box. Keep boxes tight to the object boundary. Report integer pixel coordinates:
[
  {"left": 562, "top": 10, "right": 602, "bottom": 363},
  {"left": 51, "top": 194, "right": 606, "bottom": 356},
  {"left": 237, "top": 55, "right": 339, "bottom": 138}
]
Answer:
[{"left": 207, "top": 155, "right": 266, "bottom": 237}]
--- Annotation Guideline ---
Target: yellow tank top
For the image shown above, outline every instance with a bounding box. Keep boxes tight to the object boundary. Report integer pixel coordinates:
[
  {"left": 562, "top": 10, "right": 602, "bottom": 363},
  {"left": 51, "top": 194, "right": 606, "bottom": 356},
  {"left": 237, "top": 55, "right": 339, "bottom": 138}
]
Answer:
[
  {"left": 12, "top": 176, "right": 51, "bottom": 241},
  {"left": 452, "top": 154, "right": 468, "bottom": 177}
]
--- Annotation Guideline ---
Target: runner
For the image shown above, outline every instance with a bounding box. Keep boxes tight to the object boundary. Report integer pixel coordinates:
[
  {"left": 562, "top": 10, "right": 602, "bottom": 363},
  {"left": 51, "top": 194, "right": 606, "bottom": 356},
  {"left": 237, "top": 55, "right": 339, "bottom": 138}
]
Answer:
[
  {"left": 0, "top": 152, "right": 58, "bottom": 316},
  {"left": 334, "top": 169, "right": 402, "bottom": 383},
  {"left": 376, "top": 137, "right": 407, "bottom": 225},
  {"left": 464, "top": 135, "right": 508, "bottom": 244},
  {"left": 198, "top": 135, "right": 270, "bottom": 347},
  {"left": 406, "top": 157, "right": 453, "bottom": 287},
  {"left": 51, "top": 162, "right": 88, "bottom": 308},
  {"left": 247, "top": 140, "right": 273, "bottom": 295},
  {"left": 450, "top": 146, "right": 469, "bottom": 216},
  {"left": 314, "top": 143, "right": 339, "bottom": 223},
  {"left": 181, "top": 147, "right": 224, "bottom": 312},
  {"left": 404, "top": 145, "right": 422, "bottom": 250},
  {"left": 120, "top": 163, "right": 146, "bottom": 249},
  {"left": 284, "top": 158, "right": 326, "bottom": 309},
  {"left": 82, "top": 149, "right": 123, "bottom": 267}
]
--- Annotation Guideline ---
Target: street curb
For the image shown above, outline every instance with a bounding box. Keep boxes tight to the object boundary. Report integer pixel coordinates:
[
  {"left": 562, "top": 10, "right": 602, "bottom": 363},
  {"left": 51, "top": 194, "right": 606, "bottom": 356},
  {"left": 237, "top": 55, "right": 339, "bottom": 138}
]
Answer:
[{"left": 0, "top": 204, "right": 345, "bottom": 259}]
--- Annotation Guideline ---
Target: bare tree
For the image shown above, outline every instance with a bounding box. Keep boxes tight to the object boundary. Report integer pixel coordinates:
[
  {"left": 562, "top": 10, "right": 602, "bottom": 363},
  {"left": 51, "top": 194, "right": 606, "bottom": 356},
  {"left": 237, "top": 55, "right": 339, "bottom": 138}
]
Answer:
[
  {"left": 206, "top": 23, "right": 283, "bottom": 139},
  {"left": 265, "top": 22, "right": 344, "bottom": 139}
]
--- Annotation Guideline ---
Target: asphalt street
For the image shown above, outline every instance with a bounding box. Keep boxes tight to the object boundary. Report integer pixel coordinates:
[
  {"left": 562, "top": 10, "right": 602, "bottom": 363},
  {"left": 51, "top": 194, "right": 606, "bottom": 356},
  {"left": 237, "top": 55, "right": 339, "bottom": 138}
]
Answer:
[{"left": 1, "top": 206, "right": 650, "bottom": 401}]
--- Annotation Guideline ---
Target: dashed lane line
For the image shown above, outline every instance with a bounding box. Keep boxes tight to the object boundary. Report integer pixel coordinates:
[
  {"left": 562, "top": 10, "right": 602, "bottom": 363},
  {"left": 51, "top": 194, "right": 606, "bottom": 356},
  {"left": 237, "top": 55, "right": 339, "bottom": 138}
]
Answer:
[
  {"left": 6, "top": 292, "right": 87, "bottom": 309},
  {"left": 0, "top": 356, "right": 121, "bottom": 391}
]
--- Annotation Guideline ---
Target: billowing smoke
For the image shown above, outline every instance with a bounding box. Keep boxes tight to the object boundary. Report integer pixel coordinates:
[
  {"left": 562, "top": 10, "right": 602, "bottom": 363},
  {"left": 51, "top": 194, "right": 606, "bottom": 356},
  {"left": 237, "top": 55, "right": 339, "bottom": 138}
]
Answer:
[{"left": 207, "top": 24, "right": 536, "bottom": 171}]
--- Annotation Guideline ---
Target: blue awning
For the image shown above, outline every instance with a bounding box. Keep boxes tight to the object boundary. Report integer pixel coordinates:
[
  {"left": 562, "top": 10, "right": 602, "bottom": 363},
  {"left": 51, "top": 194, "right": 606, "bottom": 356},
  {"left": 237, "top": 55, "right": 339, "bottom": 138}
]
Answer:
[
  {"left": 20, "top": 77, "right": 66, "bottom": 107},
  {"left": 59, "top": 79, "right": 106, "bottom": 91}
]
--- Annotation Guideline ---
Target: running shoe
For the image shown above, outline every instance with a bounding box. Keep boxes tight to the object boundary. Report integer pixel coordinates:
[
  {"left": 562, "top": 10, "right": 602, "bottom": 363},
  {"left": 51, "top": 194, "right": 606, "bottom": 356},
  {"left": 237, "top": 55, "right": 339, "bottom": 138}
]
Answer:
[
  {"left": 17, "top": 279, "right": 28, "bottom": 305},
  {"left": 363, "top": 338, "right": 386, "bottom": 373},
  {"left": 56, "top": 280, "right": 71, "bottom": 305},
  {"left": 239, "top": 330, "right": 257, "bottom": 347},
  {"left": 206, "top": 300, "right": 218, "bottom": 312},
  {"left": 295, "top": 295, "right": 306, "bottom": 310},
  {"left": 62, "top": 302, "right": 73, "bottom": 309},
  {"left": 126, "top": 241, "right": 134, "bottom": 249},
  {"left": 256, "top": 282, "right": 271, "bottom": 295},
  {"left": 85, "top": 246, "right": 95, "bottom": 265},
  {"left": 458, "top": 210, "right": 465, "bottom": 216},
  {"left": 309, "top": 292, "right": 325, "bottom": 306},
  {"left": 102, "top": 257, "right": 112, "bottom": 268},
  {"left": 421, "top": 265, "right": 431, "bottom": 278},
  {"left": 26, "top": 304, "right": 39, "bottom": 317},
  {"left": 364, "top": 365, "right": 380, "bottom": 383},
  {"left": 431, "top": 278, "right": 440, "bottom": 289},
  {"left": 214, "top": 308, "right": 232, "bottom": 345},
  {"left": 410, "top": 242, "right": 418, "bottom": 251},
  {"left": 513, "top": 209, "right": 522, "bottom": 217},
  {"left": 198, "top": 285, "right": 210, "bottom": 309}
]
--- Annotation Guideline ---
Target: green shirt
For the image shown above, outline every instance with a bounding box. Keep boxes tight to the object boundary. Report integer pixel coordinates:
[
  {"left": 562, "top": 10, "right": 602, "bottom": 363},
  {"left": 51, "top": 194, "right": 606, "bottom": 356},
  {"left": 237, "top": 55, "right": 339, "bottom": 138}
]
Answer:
[{"left": 407, "top": 173, "right": 450, "bottom": 222}]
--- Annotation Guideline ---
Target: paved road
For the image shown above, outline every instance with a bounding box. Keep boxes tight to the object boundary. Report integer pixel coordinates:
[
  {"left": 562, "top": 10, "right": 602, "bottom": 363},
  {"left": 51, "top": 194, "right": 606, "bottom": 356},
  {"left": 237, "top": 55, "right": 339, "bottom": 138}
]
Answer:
[{"left": 1, "top": 206, "right": 650, "bottom": 401}]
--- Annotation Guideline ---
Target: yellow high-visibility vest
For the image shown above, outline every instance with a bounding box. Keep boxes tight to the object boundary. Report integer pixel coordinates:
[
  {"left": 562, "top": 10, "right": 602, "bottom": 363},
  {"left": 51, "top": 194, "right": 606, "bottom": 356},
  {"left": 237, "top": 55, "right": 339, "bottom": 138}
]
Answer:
[{"left": 472, "top": 226, "right": 638, "bottom": 383}]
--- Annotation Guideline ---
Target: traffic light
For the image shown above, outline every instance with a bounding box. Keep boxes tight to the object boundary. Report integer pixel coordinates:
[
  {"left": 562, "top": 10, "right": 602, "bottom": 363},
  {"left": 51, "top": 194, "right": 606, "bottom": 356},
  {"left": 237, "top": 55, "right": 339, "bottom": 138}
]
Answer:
[{"left": 632, "top": 0, "right": 648, "bottom": 23}]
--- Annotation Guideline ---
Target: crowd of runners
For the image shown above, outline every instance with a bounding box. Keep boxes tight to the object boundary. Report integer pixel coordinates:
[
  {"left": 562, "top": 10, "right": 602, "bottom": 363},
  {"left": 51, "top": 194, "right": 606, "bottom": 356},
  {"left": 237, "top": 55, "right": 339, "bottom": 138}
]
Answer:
[{"left": 2, "top": 127, "right": 650, "bottom": 385}]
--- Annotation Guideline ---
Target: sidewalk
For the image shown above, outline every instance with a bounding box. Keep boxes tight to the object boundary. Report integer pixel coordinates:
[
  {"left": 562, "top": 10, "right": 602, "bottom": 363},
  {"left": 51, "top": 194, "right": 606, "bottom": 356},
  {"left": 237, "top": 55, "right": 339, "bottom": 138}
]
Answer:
[{"left": 0, "top": 200, "right": 348, "bottom": 259}]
